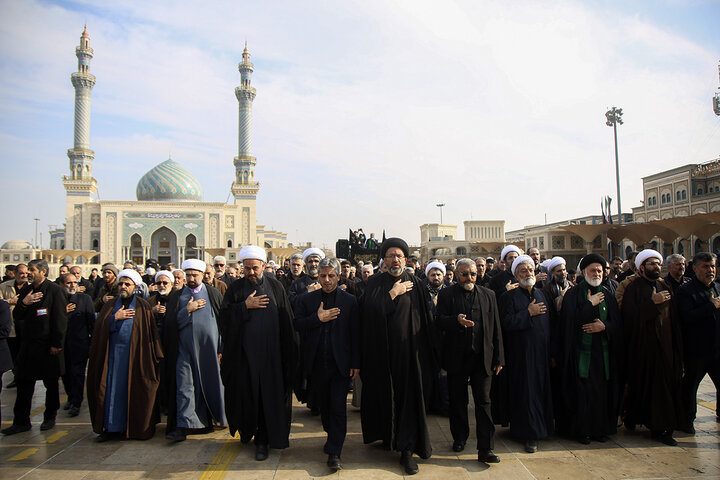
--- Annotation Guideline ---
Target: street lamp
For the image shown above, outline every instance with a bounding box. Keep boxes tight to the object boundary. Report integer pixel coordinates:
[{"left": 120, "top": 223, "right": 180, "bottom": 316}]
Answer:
[
  {"left": 605, "top": 107, "right": 623, "bottom": 224},
  {"left": 436, "top": 203, "right": 445, "bottom": 224},
  {"left": 34, "top": 218, "right": 40, "bottom": 249}
]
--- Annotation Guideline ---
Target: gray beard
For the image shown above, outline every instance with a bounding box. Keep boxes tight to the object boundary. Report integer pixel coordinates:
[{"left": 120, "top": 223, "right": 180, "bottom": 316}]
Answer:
[
  {"left": 586, "top": 277, "right": 602, "bottom": 287},
  {"left": 119, "top": 291, "right": 133, "bottom": 299},
  {"left": 460, "top": 282, "right": 474, "bottom": 291},
  {"left": 389, "top": 267, "right": 403, "bottom": 276},
  {"left": 519, "top": 277, "right": 536, "bottom": 288}
]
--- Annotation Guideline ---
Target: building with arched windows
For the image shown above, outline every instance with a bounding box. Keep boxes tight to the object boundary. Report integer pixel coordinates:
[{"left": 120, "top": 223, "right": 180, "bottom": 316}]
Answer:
[{"left": 50, "top": 28, "right": 286, "bottom": 268}]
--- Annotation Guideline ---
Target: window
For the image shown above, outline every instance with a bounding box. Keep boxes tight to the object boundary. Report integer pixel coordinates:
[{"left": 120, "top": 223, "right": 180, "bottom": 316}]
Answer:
[
  {"left": 698, "top": 188, "right": 703, "bottom": 195},
  {"left": 677, "top": 191, "right": 681, "bottom": 201},
  {"left": 682, "top": 190, "right": 687, "bottom": 200}
]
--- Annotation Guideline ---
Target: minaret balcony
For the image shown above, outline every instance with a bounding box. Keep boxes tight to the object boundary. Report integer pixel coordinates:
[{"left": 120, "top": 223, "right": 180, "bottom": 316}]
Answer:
[{"left": 71, "top": 74, "right": 96, "bottom": 88}]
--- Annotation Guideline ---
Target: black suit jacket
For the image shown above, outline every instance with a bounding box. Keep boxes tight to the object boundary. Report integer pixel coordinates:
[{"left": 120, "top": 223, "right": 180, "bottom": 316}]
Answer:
[
  {"left": 293, "top": 287, "right": 360, "bottom": 377},
  {"left": 676, "top": 277, "right": 720, "bottom": 359},
  {"left": 436, "top": 284, "right": 504, "bottom": 375}
]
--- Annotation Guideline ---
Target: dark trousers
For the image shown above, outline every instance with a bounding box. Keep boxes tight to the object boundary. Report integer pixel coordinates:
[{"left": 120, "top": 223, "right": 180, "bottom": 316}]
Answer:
[
  {"left": 13, "top": 377, "right": 60, "bottom": 425},
  {"left": 61, "top": 355, "right": 88, "bottom": 408},
  {"left": 682, "top": 355, "right": 720, "bottom": 424},
  {"left": 448, "top": 366, "right": 495, "bottom": 450},
  {"left": 7, "top": 337, "right": 20, "bottom": 374},
  {"left": 312, "top": 363, "right": 349, "bottom": 456}
]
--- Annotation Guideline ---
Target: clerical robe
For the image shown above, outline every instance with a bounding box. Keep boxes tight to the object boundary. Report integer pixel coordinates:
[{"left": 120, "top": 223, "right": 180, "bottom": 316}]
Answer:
[
  {"left": 219, "top": 275, "right": 298, "bottom": 448},
  {"left": 359, "top": 270, "right": 438, "bottom": 458},
  {"left": 499, "top": 286, "right": 554, "bottom": 441},
  {"left": 87, "top": 296, "right": 163, "bottom": 439},
  {"left": 164, "top": 284, "right": 226, "bottom": 431}
]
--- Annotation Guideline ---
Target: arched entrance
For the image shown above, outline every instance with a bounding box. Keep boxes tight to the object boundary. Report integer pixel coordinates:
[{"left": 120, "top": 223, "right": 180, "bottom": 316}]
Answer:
[
  {"left": 185, "top": 234, "right": 198, "bottom": 260},
  {"left": 151, "top": 227, "right": 177, "bottom": 267},
  {"left": 130, "top": 234, "right": 143, "bottom": 266}
]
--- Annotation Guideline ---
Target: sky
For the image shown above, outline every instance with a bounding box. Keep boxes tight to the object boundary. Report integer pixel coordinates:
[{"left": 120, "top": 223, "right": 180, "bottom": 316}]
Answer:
[{"left": 1, "top": 0, "right": 719, "bottom": 250}]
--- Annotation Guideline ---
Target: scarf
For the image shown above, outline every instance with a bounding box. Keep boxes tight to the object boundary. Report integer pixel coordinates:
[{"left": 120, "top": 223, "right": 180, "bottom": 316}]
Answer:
[{"left": 577, "top": 280, "right": 609, "bottom": 380}]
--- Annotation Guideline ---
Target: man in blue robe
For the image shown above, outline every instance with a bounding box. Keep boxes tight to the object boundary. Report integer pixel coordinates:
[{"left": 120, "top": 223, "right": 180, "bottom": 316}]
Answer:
[{"left": 164, "top": 259, "right": 226, "bottom": 441}]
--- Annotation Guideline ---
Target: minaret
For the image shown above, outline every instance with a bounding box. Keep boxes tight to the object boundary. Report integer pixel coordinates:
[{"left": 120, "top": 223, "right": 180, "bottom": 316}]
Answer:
[
  {"left": 63, "top": 25, "right": 97, "bottom": 197},
  {"left": 231, "top": 42, "right": 260, "bottom": 201}
]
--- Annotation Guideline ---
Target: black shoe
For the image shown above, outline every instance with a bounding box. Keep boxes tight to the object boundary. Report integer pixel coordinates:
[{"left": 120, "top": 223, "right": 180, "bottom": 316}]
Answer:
[
  {"left": 197, "top": 426, "right": 214, "bottom": 434},
  {"left": 166, "top": 428, "right": 187, "bottom": 442},
  {"left": 240, "top": 432, "right": 253, "bottom": 444},
  {"left": 452, "top": 440, "right": 466, "bottom": 452},
  {"left": 6, "top": 380, "right": 16, "bottom": 388},
  {"left": 400, "top": 450, "right": 418, "bottom": 475},
  {"left": 524, "top": 440, "right": 538, "bottom": 453},
  {"left": 478, "top": 449, "right": 500, "bottom": 463},
  {"left": 63, "top": 401, "right": 71, "bottom": 410},
  {"left": 95, "top": 431, "right": 113, "bottom": 443},
  {"left": 1, "top": 424, "right": 32, "bottom": 435},
  {"left": 68, "top": 405, "right": 80, "bottom": 417},
  {"left": 652, "top": 431, "right": 678, "bottom": 446},
  {"left": 327, "top": 454, "right": 342, "bottom": 470},
  {"left": 255, "top": 444, "right": 269, "bottom": 461},
  {"left": 578, "top": 435, "right": 591, "bottom": 445},
  {"left": 40, "top": 418, "right": 56, "bottom": 431}
]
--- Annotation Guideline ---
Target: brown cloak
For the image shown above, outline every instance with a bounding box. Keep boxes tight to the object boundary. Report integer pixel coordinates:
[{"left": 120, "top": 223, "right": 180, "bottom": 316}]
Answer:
[{"left": 87, "top": 296, "right": 164, "bottom": 439}]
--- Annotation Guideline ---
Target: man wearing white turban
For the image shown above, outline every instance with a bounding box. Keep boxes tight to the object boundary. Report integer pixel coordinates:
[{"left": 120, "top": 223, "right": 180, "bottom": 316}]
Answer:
[
  {"left": 489, "top": 245, "right": 522, "bottom": 299},
  {"left": 288, "top": 248, "right": 325, "bottom": 307},
  {"left": 541, "top": 257, "right": 571, "bottom": 311}
]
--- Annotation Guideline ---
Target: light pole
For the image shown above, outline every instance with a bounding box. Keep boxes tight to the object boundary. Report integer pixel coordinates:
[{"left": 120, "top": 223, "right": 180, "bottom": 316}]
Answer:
[
  {"left": 34, "top": 218, "right": 40, "bottom": 249},
  {"left": 436, "top": 203, "right": 445, "bottom": 224},
  {"left": 605, "top": 107, "right": 623, "bottom": 224}
]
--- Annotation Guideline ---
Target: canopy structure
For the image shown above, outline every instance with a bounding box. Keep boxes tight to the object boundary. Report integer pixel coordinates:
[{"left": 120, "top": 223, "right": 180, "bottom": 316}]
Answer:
[
  {"left": 40, "top": 249, "right": 100, "bottom": 264},
  {"left": 196, "top": 247, "right": 228, "bottom": 260},
  {"left": 266, "top": 247, "right": 301, "bottom": 264},
  {"left": 468, "top": 241, "right": 508, "bottom": 254}
]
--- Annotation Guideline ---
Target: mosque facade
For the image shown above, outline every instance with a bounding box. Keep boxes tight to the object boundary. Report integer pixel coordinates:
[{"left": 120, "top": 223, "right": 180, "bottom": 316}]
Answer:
[{"left": 53, "top": 27, "right": 286, "bottom": 267}]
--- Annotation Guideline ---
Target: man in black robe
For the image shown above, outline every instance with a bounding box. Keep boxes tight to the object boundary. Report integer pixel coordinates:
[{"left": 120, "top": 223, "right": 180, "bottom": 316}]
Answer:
[
  {"left": 360, "top": 237, "right": 438, "bottom": 475},
  {"left": 280, "top": 253, "right": 305, "bottom": 291},
  {"left": 60, "top": 273, "right": 94, "bottom": 417},
  {"left": 621, "top": 249, "right": 683, "bottom": 446},
  {"left": 542, "top": 257, "right": 571, "bottom": 312},
  {"left": 219, "top": 245, "right": 298, "bottom": 461},
  {"left": 489, "top": 245, "right": 522, "bottom": 299},
  {"left": 556, "top": 254, "right": 622, "bottom": 444},
  {"left": 499, "top": 255, "right": 554, "bottom": 453},
  {"left": 288, "top": 248, "right": 324, "bottom": 307},
  {"left": 437, "top": 258, "right": 504, "bottom": 464},
  {"left": 2, "top": 259, "right": 67, "bottom": 435}
]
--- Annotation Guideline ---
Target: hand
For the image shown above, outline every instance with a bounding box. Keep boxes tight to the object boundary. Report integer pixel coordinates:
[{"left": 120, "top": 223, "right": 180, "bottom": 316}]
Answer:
[
  {"left": 115, "top": 306, "right": 135, "bottom": 320},
  {"left": 651, "top": 287, "right": 671, "bottom": 305},
  {"left": 560, "top": 284, "right": 571, "bottom": 297},
  {"left": 218, "top": 353, "right": 222, "bottom": 364},
  {"left": 582, "top": 318, "right": 606, "bottom": 334},
  {"left": 506, "top": 281, "right": 519, "bottom": 291},
  {"left": 318, "top": 301, "right": 340, "bottom": 322},
  {"left": 711, "top": 296, "right": 720, "bottom": 309},
  {"left": 102, "top": 294, "right": 114, "bottom": 305},
  {"left": 49, "top": 347, "right": 62, "bottom": 355},
  {"left": 587, "top": 290, "right": 605, "bottom": 307},
  {"left": 536, "top": 272, "right": 548, "bottom": 282},
  {"left": 246, "top": 290, "right": 269, "bottom": 309},
  {"left": 307, "top": 282, "right": 322, "bottom": 293},
  {"left": 389, "top": 279, "right": 413, "bottom": 300},
  {"left": 22, "top": 291, "right": 43, "bottom": 306},
  {"left": 66, "top": 303, "right": 76, "bottom": 313},
  {"left": 187, "top": 296, "right": 206, "bottom": 313},
  {"left": 492, "top": 365, "right": 503, "bottom": 375},
  {"left": 528, "top": 299, "right": 546, "bottom": 316},
  {"left": 457, "top": 313, "right": 475, "bottom": 328},
  {"left": 338, "top": 284, "right": 347, "bottom": 291},
  {"left": 152, "top": 303, "right": 166, "bottom": 314},
  {"left": 148, "top": 284, "right": 158, "bottom": 292},
  {"left": 7, "top": 294, "right": 18, "bottom": 306},
  {"left": 350, "top": 368, "right": 360, "bottom": 380},
  {"left": 77, "top": 285, "right": 86, "bottom": 293}
]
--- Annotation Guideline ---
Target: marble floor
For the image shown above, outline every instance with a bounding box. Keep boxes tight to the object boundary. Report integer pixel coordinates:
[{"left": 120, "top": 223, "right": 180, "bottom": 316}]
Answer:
[{"left": 1, "top": 372, "right": 718, "bottom": 480}]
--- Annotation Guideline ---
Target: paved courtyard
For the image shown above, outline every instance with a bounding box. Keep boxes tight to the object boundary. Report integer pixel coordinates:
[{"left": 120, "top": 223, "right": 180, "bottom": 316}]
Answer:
[{"left": 1, "top": 373, "right": 718, "bottom": 480}]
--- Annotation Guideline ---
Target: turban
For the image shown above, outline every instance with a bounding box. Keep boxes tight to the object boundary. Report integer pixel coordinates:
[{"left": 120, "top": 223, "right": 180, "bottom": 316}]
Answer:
[
  {"left": 117, "top": 268, "right": 142, "bottom": 286},
  {"left": 579, "top": 254, "right": 606, "bottom": 271},
  {"left": 380, "top": 237, "right": 410, "bottom": 259},
  {"left": 102, "top": 264, "right": 119, "bottom": 276},
  {"left": 146, "top": 267, "right": 156, "bottom": 276},
  {"left": 155, "top": 270, "right": 173, "bottom": 283},
  {"left": 239, "top": 245, "right": 267, "bottom": 263},
  {"left": 547, "top": 256, "right": 566, "bottom": 273},
  {"left": 500, "top": 245, "right": 522, "bottom": 262},
  {"left": 425, "top": 261, "right": 446, "bottom": 276},
  {"left": 511, "top": 255, "right": 534, "bottom": 276},
  {"left": 302, "top": 248, "right": 325, "bottom": 262},
  {"left": 635, "top": 249, "right": 663, "bottom": 270},
  {"left": 267, "top": 260, "right": 276, "bottom": 266},
  {"left": 181, "top": 259, "right": 207, "bottom": 272}
]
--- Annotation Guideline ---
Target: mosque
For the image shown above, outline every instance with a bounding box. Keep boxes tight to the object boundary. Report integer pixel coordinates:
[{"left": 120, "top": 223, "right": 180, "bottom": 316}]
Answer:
[{"left": 47, "top": 27, "right": 288, "bottom": 267}]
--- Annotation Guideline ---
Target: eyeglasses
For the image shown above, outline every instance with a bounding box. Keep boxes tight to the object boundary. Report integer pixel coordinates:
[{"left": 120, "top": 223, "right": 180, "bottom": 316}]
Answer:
[
  {"left": 214, "top": 263, "right": 225, "bottom": 267},
  {"left": 645, "top": 261, "right": 662, "bottom": 267},
  {"left": 385, "top": 254, "right": 405, "bottom": 259},
  {"left": 457, "top": 271, "right": 477, "bottom": 277},
  {"left": 156, "top": 281, "right": 171, "bottom": 285}
]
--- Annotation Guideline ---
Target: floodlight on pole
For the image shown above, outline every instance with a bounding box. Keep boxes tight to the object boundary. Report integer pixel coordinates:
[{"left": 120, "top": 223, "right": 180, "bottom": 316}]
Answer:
[
  {"left": 436, "top": 203, "right": 445, "bottom": 224},
  {"left": 605, "top": 107, "right": 623, "bottom": 224}
]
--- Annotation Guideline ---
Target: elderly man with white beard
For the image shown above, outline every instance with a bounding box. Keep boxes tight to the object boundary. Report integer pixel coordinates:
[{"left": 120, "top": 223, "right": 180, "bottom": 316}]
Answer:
[
  {"left": 498, "top": 255, "right": 554, "bottom": 453},
  {"left": 148, "top": 270, "right": 174, "bottom": 413},
  {"left": 288, "top": 248, "right": 325, "bottom": 307},
  {"left": 172, "top": 269, "right": 186, "bottom": 291},
  {"left": 555, "top": 254, "right": 622, "bottom": 444}
]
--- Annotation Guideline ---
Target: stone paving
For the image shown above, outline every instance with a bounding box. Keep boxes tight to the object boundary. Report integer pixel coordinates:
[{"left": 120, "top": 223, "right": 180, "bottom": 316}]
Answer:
[{"left": 1, "top": 372, "right": 718, "bottom": 480}]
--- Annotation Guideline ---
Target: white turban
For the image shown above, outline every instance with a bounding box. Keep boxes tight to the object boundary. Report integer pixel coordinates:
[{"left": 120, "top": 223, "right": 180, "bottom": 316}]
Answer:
[
  {"left": 302, "top": 248, "right": 325, "bottom": 263},
  {"left": 547, "top": 256, "right": 566, "bottom": 273},
  {"left": 511, "top": 255, "right": 535, "bottom": 276},
  {"left": 118, "top": 268, "right": 142, "bottom": 286},
  {"left": 239, "top": 245, "right": 267, "bottom": 263},
  {"left": 424, "top": 261, "right": 446, "bottom": 276},
  {"left": 154, "top": 270, "right": 173, "bottom": 283},
  {"left": 146, "top": 267, "right": 156, "bottom": 276},
  {"left": 500, "top": 245, "right": 522, "bottom": 262},
  {"left": 635, "top": 249, "right": 663, "bottom": 270},
  {"left": 181, "top": 259, "right": 207, "bottom": 272}
]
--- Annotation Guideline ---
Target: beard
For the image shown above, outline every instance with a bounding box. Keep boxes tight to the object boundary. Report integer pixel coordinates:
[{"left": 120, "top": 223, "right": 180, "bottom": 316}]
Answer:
[
  {"left": 64, "top": 287, "right": 77, "bottom": 296},
  {"left": 460, "top": 281, "right": 474, "bottom": 291},
  {"left": 645, "top": 269, "right": 661, "bottom": 280},
  {"left": 389, "top": 266, "right": 404, "bottom": 276},
  {"left": 119, "top": 290, "right": 133, "bottom": 299},
  {"left": 553, "top": 273, "right": 567, "bottom": 285},
  {"left": 586, "top": 277, "right": 602, "bottom": 287},
  {"left": 519, "top": 277, "right": 536, "bottom": 288},
  {"left": 308, "top": 268, "right": 318, "bottom": 276},
  {"left": 247, "top": 273, "right": 262, "bottom": 285},
  {"left": 158, "top": 287, "right": 171, "bottom": 296}
]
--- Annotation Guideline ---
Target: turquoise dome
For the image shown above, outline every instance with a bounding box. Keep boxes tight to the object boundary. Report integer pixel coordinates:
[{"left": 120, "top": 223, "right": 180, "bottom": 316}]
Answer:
[{"left": 136, "top": 158, "right": 203, "bottom": 201}]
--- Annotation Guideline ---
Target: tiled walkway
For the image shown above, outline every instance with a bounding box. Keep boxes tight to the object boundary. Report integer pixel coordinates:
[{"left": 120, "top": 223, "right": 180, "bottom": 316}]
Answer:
[{"left": 1, "top": 373, "right": 717, "bottom": 479}]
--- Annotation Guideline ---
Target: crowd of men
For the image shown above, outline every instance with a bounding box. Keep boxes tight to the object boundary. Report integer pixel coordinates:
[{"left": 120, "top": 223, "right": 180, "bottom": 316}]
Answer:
[{"left": 0, "top": 241, "right": 718, "bottom": 476}]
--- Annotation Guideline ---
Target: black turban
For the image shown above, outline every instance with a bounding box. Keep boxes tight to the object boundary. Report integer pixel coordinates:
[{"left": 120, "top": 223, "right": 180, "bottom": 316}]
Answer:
[
  {"left": 380, "top": 237, "right": 410, "bottom": 259},
  {"left": 579, "top": 253, "right": 606, "bottom": 271}
]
